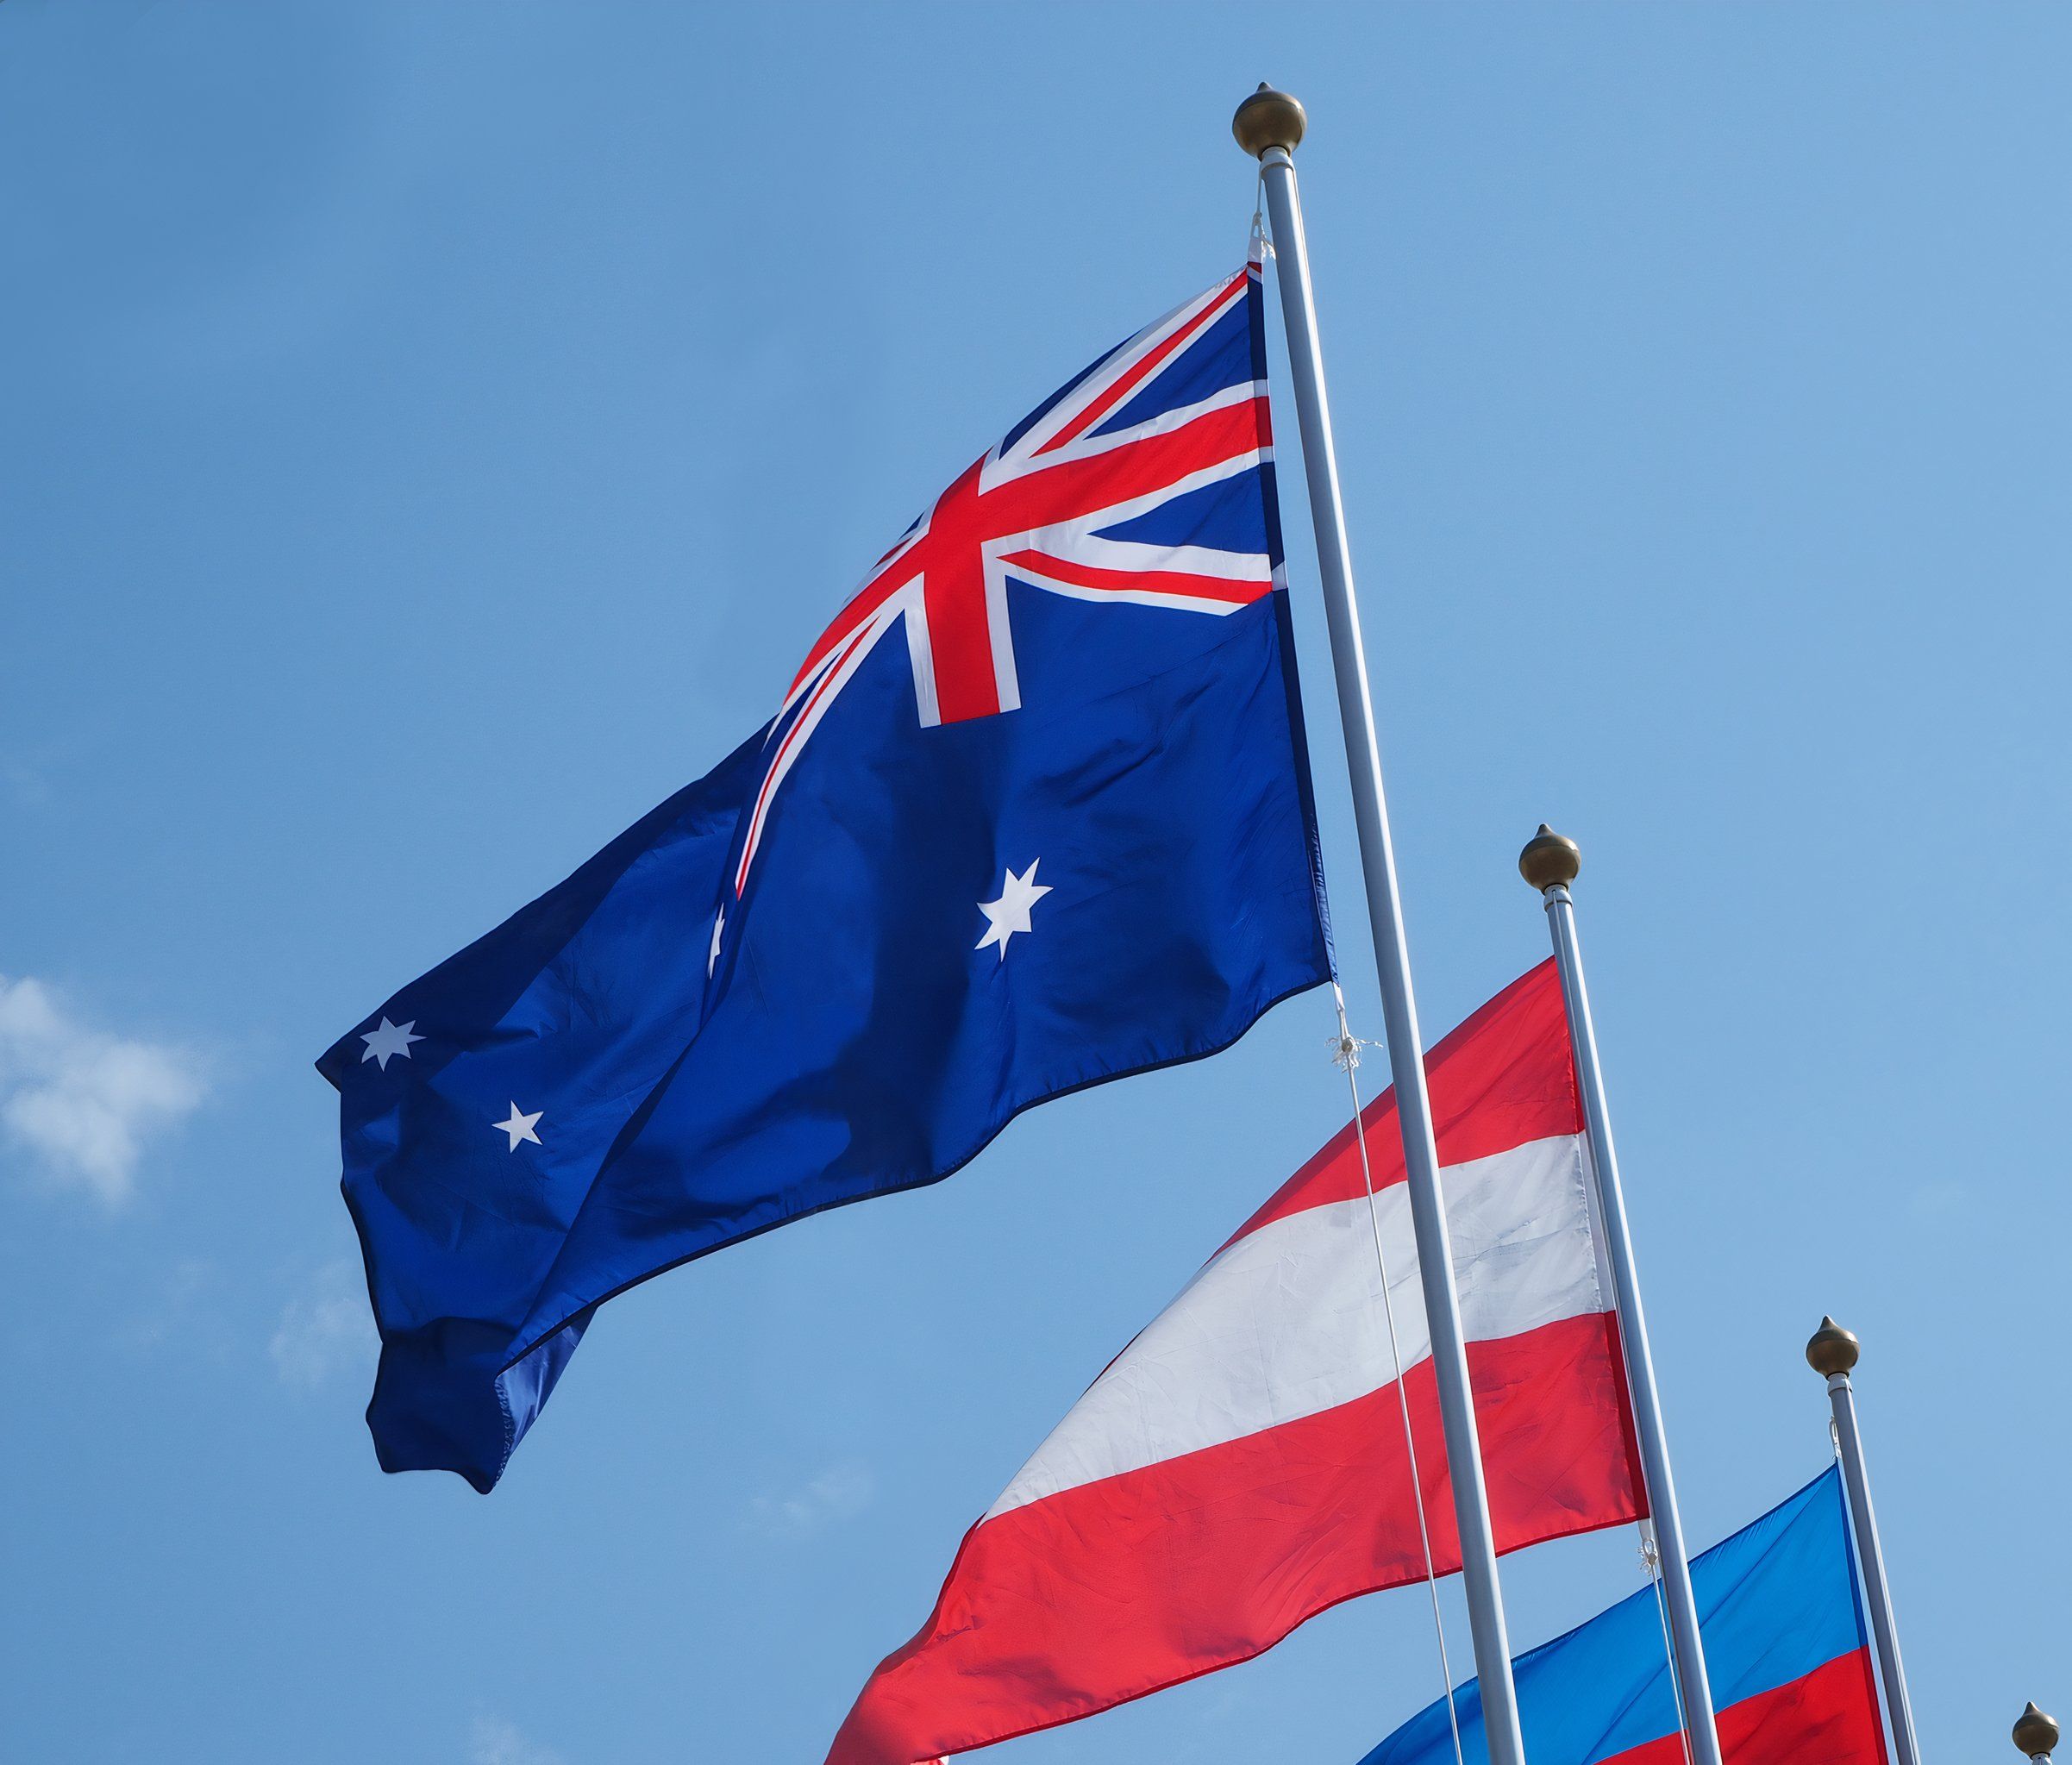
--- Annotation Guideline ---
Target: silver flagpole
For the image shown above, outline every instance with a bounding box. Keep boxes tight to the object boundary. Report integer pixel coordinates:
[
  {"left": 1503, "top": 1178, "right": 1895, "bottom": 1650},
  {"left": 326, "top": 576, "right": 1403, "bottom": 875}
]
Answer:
[
  {"left": 1518, "top": 827, "right": 1724, "bottom": 1765},
  {"left": 1233, "top": 85, "right": 1531, "bottom": 1765},
  {"left": 1806, "top": 1317, "right": 1925, "bottom": 1765},
  {"left": 2014, "top": 1705, "right": 2060, "bottom": 1763}
]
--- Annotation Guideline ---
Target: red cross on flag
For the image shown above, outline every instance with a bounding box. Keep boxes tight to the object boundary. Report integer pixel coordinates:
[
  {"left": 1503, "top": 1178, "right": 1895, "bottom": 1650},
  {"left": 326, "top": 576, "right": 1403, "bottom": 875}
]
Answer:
[{"left": 736, "top": 265, "right": 1277, "bottom": 895}]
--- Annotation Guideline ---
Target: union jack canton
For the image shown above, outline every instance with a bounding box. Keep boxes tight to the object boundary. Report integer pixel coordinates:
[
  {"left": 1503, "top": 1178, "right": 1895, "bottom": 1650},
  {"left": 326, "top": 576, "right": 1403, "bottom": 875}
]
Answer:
[{"left": 736, "top": 260, "right": 1284, "bottom": 894}]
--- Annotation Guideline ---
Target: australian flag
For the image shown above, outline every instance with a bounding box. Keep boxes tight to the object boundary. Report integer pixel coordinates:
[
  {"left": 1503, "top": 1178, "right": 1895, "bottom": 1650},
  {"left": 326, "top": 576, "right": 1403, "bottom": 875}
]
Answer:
[{"left": 320, "top": 260, "right": 1332, "bottom": 1491}]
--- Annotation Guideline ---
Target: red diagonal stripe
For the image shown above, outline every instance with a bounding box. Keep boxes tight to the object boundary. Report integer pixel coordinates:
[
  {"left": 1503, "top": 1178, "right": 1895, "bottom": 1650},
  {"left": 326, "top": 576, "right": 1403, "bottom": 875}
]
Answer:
[
  {"left": 788, "top": 554, "right": 920, "bottom": 697},
  {"left": 1034, "top": 267, "right": 1251, "bottom": 457},
  {"left": 998, "top": 549, "right": 1269, "bottom": 607}
]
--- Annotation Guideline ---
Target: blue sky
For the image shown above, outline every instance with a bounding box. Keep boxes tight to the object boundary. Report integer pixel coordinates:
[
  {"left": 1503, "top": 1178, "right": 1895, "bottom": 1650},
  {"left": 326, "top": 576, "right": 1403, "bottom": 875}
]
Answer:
[{"left": 3, "top": 3, "right": 2066, "bottom": 1762}]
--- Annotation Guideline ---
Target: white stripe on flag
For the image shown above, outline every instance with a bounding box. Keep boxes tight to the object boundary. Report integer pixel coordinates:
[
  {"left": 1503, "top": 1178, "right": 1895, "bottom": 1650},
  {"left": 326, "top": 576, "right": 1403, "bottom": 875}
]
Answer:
[{"left": 987, "top": 1132, "right": 1604, "bottom": 1518}]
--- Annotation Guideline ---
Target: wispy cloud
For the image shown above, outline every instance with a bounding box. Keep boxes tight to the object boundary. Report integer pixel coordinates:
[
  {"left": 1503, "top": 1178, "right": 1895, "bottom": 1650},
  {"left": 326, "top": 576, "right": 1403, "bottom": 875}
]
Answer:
[
  {"left": 470, "top": 1715, "right": 564, "bottom": 1765},
  {"left": 270, "top": 1258, "right": 377, "bottom": 1391},
  {"left": 746, "top": 1461, "right": 876, "bottom": 1540},
  {"left": 0, "top": 976, "right": 207, "bottom": 1205}
]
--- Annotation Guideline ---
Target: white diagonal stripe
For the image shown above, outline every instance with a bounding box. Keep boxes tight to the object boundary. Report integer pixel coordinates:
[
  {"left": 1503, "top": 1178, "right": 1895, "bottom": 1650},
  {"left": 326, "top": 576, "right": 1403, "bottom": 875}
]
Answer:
[{"left": 1002, "top": 276, "right": 1249, "bottom": 464}]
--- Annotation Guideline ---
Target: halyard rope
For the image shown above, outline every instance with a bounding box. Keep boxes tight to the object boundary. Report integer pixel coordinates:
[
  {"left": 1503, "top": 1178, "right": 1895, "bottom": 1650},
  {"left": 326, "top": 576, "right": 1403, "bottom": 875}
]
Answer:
[
  {"left": 1640, "top": 1522, "right": 1695, "bottom": 1765},
  {"left": 1333, "top": 983, "right": 1467, "bottom": 1765}
]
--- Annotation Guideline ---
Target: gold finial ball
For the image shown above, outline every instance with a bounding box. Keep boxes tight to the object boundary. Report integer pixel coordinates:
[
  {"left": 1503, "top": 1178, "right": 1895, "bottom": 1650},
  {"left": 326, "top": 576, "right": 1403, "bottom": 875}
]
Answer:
[
  {"left": 2014, "top": 1702, "right": 2060, "bottom": 1757},
  {"left": 1233, "top": 84, "right": 1307, "bottom": 158},
  {"left": 1806, "top": 1316, "right": 1861, "bottom": 1376},
  {"left": 1518, "top": 823, "right": 1581, "bottom": 891}
]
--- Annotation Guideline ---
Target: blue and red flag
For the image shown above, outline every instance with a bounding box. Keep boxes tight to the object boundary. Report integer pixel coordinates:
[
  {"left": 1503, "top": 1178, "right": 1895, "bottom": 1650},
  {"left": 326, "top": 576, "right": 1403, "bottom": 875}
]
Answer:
[
  {"left": 1362, "top": 1467, "right": 1886, "bottom": 1765},
  {"left": 318, "top": 261, "right": 1332, "bottom": 1491}
]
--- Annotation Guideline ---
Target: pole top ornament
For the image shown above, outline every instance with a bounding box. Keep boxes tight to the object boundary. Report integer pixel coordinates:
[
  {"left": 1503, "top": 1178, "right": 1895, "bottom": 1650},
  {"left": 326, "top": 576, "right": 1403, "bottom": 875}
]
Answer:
[
  {"left": 2015, "top": 1703, "right": 2060, "bottom": 1758},
  {"left": 1518, "top": 823, "right": 1581, "bottom": 891},
  {"left": 1805, "top": 1315, "right": 1861, "bottom": 1376},
  {"left": 1233, "top": 84, "right": 1307, "bottom": 158}
]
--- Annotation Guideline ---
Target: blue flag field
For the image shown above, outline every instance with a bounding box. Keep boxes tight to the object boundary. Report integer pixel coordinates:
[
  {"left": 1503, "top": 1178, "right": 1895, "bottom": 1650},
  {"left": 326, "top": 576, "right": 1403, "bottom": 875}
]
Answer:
[{"left": 1362, "top": 1468, "right": 1886, "bottom": 1765}]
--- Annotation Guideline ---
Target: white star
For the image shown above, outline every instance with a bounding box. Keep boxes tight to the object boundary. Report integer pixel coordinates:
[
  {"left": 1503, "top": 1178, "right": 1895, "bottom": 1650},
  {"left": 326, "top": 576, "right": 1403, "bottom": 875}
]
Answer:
[
  {"left": 975, "top": 859, "right": 1053, "bottom": 961},
  {"left": 360, "top": 1017, "right": 424, "bottom": 1071},
  {"left": 492, "top": 1103, "right": 543, "bottom": 1152},
  {"left": 708, "top": 904, "right": 725, "bottom": 978}
]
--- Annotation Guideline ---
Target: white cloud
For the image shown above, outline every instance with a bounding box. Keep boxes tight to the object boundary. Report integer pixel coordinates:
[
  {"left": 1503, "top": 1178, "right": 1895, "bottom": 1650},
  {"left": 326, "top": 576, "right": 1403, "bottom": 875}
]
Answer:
[
  {"left": 470, "top": 1715, "right": 564, "bottom": 1765},
  {"left": 270, "top": 1257, "right": 378, "bottom": 1391},
  {"left": 746, "top": 1461, "right": 876, "bottom": 1540},
  {"left": 0, "top": 975, "right": 207, "bottom": 1205}
]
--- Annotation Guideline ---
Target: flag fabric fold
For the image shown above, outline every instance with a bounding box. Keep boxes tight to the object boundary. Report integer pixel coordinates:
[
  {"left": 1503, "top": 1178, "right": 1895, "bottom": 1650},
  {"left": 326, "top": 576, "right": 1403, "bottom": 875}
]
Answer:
[
  {"left": 1361, "top": 1466, "right": 1886, "bottom": 1765},
  {"left": 319, "top": 261, "right": 1332, "bottom": 1492},
  {"left": 827, "top": 961, "right": 1644, "bottom": 1765}
]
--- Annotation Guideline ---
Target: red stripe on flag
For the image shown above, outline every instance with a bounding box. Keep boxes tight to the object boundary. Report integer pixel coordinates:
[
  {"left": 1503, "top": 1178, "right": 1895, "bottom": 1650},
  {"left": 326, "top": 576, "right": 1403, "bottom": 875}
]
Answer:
[
  {"left": 990, "top": 397, "right": 1270, "bottom": 539},
  {"left": 1596, "top": 1648, "right": 1888, "bottom": 1765},
  {"left": 825, "top": 1312, "right": 1639, "bottom": 1765},
  {"left": 997, "top": 548, "right": 1271, "bottom": 606},
  {"left": 1224, "top": 958, "right": 1579, "bottom": 1250},
  {"left": 1036, "top": 269, "right": 1251, "bottom": 456}
]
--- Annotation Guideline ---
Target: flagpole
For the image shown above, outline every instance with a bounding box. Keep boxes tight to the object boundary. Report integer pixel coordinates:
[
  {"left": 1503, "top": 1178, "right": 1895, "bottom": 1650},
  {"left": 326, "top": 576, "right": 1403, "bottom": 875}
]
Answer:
[
  {"left": 1234, "top": 85, "right": 1531, "bottom": 1765},
  {"left": 1806, "top": 1316, "right": 1924, "bottom": 1765},
  {"left": 2014, "top": 1704, "right": 2059, "bottom": 1763},
  {"left": 1518, "top": 826, "right": 1725, "bottom": 1765}
]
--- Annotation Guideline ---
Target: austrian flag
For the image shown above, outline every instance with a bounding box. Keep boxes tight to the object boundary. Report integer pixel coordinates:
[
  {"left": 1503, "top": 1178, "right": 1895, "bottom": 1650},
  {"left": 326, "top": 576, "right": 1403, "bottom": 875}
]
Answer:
[{"left": 828, "top": 961, "right": 1645, "bottom": 1763}]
